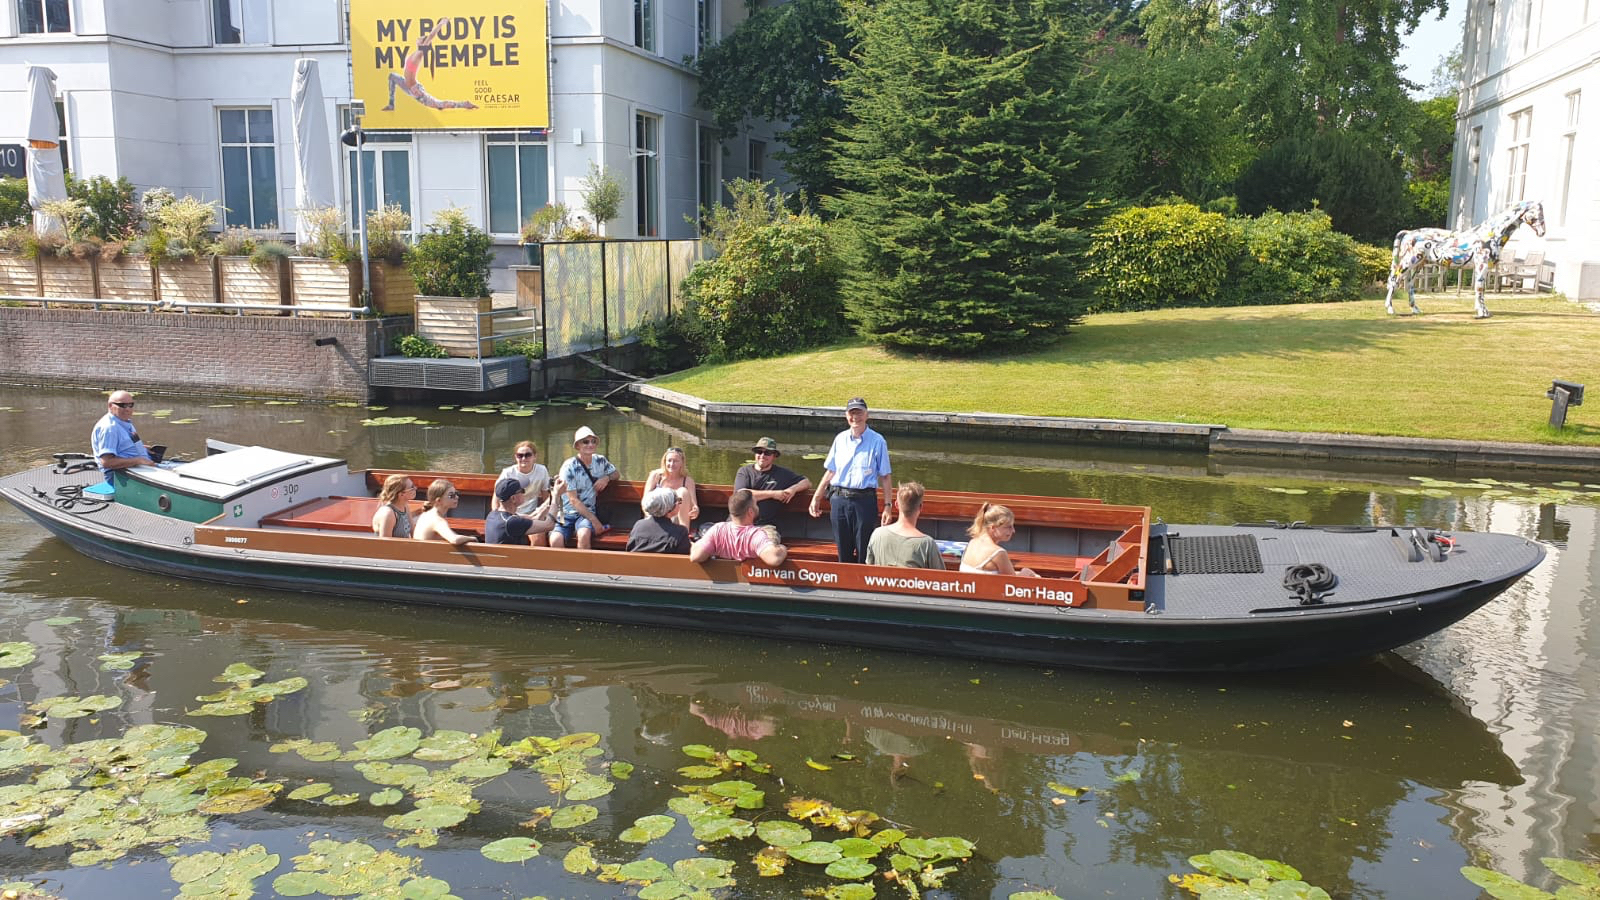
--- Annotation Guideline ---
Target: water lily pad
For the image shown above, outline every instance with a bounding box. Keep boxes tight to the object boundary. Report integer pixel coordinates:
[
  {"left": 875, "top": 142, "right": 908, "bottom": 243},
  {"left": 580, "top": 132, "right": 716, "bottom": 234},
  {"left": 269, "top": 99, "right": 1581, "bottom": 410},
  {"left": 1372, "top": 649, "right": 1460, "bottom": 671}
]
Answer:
[
  {"left": 214, "top": 663, "right": 265, "bottom": 684},
  {"left": 621, "top": 814, "right": 676, "bottom": 843},
  {"left": 321, "top": 793, "right": 360, "bottom": 806},
  {"left": 822, "top": 885, "right": 877, "bottom": 900},
  {"left": 611, "top": 761, "right": 634, "bottom": 779},
  {"left": 369, "top": 788, "right": 404, "bottom": 806},
  {"left": 413, "top": 730, "right": 478, "bottom": 761},
  {"left": 384, "top": 803, "right": 469, "bottom": 830},
  {"left": 356, "top": 761, "right": 430, "bottom": 786},
  {"left": 757, "top": 820, "right": 812, "bottom": 847},
  {"left": 693, "top": 816, "right": 754, "bottom": 842},
  {"left": 354, "top": 727, "right": 423, "bottom": 760},
  {"left": 826, "top": 857, "right": 877, "bottom": 880},
  {"left": 835, "top": 837, "right": 882, "bottom": 858},
  {"left": 481, "top": 836, "right": 541, "bottom": 863},
  {"left": 564, "top": 775, "right": 614, "bottom": 801},
  {"left": 288, "top": 782, "right": 333, "bottom": 801},
  {"left": 677, "top": 764, "right": 724, "bottom": 779},
  {"left": 97, "top": 651, "right": 142, "bottom": 671},
  {"left": 550, "top": 803, "right": 599, "bottom": 829},
  {"left": 619, "top": 859, "right": 673, "bottom": 881},
  {"left": 196, "top": 786, "right": 279, "bottom": 814},
  {"left": 447, "top": 757, "right": 510, "bottom": 779},
  {"left": 362, "top": 416, "right": 437, "bottom": 427},
  {"left": 169, "top": 418, "right": 200, "bottom": 425},
  {"left": 29, "top": 694, "right": 123, "bottom": 719},
  {"left": 0, "top": 642, "right": 38, "bottom": 669},
  {"left": 43, "top": 616, "right": 82, "bottom": 626},
  {"left": 790, "top": 841, "right": 844, "bottom": 864},
  {"left": 564, "top": 846, "right": 599, "bottom": 874},
  {"left": 673, "top": 857, "right": 736, "bottom": 890}
]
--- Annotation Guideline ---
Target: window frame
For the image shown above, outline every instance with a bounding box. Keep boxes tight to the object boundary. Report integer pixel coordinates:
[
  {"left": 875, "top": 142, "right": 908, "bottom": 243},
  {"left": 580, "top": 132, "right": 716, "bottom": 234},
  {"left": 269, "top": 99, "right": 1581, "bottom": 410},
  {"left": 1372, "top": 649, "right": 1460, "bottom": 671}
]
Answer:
[
  {"left": 217, "top": 107, "right": 280, "bottom": 230},
  {"left": 1559, "top": 91, "right": 1579, "bottom": 227},
  {"left": 16, "top": 0, "right": 71, "bottom": 34},
  {"left": 696, "top": 125, "right": 718, "bottom": 231},
  {"left": 696, "top": 0, "right": 715, "bottom": 56},
  {"left": 633, "top": 0, "right": 655, "bottom": 53},
  {"left": 212, "top": 0, "right": 273, "bottom": 46},
  {"left": 344, "top": 129, "right": 416, "bottom": 239},
  {"left": 1504, "top": 106, "right": 1532, "bottom": 208},
  {"left": 484, "top": 130, "right": 552, "bottom": 238},
  {"left": 635, "top": 113, "right": 660, "bottom": 237},
  {"left": 747, "top": 139, "right": 766, "bottom": 183}
]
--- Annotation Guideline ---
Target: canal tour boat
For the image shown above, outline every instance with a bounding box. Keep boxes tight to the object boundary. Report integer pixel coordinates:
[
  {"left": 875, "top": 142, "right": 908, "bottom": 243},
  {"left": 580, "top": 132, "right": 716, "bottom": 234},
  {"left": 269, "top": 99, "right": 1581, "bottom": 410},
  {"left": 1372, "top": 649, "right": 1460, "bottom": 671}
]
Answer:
[{"left": 0, "top": 440, "right": 1545, "bottom": 672}]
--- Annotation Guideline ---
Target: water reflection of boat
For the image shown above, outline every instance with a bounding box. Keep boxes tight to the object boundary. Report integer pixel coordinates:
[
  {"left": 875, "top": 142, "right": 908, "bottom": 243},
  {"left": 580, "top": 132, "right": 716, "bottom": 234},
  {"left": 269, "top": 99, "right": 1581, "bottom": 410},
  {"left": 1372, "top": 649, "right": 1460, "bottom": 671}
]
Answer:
[{"left": 0, "top": 441, "right": 1545, "bottom": 672}]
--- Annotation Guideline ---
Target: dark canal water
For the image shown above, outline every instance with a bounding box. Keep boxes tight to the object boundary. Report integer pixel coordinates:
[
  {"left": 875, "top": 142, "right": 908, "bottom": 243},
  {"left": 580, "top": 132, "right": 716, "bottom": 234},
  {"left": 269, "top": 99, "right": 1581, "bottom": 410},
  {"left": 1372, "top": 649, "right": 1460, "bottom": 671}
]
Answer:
[{"left": 1, "top": 386, "right": 1596, "bottom": 898}]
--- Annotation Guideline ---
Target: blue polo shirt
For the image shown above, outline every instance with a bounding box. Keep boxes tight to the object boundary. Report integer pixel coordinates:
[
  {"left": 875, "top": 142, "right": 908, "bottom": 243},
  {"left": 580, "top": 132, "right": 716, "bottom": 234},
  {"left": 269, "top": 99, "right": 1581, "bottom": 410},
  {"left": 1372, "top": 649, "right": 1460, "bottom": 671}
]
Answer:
[
  {"left": 823, "top": 426, "right": 891, "bottom": 490},
  {"left": 90, "top": 412, "right": 148, "bottom": 486}
]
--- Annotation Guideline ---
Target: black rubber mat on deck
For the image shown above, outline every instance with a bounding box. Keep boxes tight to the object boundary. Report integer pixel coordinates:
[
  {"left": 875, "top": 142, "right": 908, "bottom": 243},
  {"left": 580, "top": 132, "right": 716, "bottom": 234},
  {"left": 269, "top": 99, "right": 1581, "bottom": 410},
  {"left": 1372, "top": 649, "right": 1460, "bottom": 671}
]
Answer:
[{"left": 1168, "top": 534, "right": 1263, "bottom": 574}]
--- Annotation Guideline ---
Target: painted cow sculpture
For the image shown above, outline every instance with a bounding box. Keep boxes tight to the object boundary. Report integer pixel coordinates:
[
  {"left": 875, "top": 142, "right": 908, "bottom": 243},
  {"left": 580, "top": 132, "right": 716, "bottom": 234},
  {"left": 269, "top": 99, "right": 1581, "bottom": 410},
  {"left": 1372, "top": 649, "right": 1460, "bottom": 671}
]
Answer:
[{"left": 1385, "top": 201, "right": 1546, "bottom": 318}]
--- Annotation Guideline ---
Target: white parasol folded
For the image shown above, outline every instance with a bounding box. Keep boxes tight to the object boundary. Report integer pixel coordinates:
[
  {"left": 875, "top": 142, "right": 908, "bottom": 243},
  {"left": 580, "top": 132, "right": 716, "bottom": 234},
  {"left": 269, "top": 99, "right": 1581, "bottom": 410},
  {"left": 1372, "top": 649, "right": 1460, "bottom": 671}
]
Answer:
[
  {"left": 25, "top": 65, "right": 68, "bottom": 236},
  {"left": 290, "top": 59, "right": 336, "bottom": 241}
]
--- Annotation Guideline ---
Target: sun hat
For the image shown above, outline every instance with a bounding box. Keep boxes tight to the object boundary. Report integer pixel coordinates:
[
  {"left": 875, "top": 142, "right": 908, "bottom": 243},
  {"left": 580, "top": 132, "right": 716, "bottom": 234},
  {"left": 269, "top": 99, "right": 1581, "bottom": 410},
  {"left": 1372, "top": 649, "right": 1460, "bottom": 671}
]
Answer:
[
  {"left": 573, "top": 425, "right": 598, "bottom": 446},
  {"left": 495, "top": 478, "right": 524, "bottom": 503},
  {"left": 752, "top": 437, "right": 780, "bottom": 455},
  {"left": 845, "top": 397, "right": 868, "bottom": 412},
  {"left": 643, "top": 487, "right": 680, "bottom": 517}
]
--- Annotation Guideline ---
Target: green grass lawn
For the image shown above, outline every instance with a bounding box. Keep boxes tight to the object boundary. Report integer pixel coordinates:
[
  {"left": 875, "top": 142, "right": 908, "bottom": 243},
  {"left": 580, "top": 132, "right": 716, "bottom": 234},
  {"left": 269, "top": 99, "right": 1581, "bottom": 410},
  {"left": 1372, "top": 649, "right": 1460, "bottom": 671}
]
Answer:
[{"left": 653, "top": 293, "right": 1600, "bottom": 446}]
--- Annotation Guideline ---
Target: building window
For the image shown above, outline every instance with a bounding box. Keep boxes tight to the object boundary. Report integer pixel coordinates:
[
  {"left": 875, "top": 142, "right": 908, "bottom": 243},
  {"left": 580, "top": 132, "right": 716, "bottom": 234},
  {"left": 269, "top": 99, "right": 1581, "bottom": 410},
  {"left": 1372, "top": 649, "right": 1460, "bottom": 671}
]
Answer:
[
  {"left": 346, "top": 131, "right": 412, "bottom": 234},
  {"left": 697, "top": 0, "right": 715, "bottom": 55},
  {"left": 747, "top": 140, "right": 765, "bottom": 182},
  {"left": 635, "top": 114, "right": 660, "bottom": 237},
  {"left": 54, "top": 99, "right": 70, "bottom": 175},
  {"left": 697, "top": 126, "right": 718, "bottom": 227},
  {"left": 1505, "top": 107, "right": 1532, "bottom": 208},
  {"left": 486, "top": 131, "right": 549, "bottom": 236},
  {"left": 17, "top": 0, "right": 70, "bottom": 33},
  {"left": 219, "top": 109, "right": 279, "bottom": 229},
  {"left": 634, "top": 0, "right": 655, "bottom": 52},
  {"left": 1559, "top": 91, "right": 1579, "bottom": 227},
  {"left": 1521, "top": 0, "right": 1537, "bottom": 54},
  {"left": 214, "top": 0, "right": 270, "bottom": 44}
]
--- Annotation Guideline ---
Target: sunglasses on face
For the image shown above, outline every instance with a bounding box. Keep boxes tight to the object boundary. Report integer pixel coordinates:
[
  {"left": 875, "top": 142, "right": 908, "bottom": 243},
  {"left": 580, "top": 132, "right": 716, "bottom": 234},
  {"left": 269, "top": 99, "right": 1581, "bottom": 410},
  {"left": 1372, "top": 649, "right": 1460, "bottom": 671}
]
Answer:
[
  {"left": 515, "top": 452, "right": 534, "bottom": 458},
  {"left": 579, "top": 439, "right": 598, "bottom": 446},
  {"left": 446, "top": 491, "right": 460, "bottom": 498},
  {"left": 754, "top": 449, "right": 776, "bottom": 457},
  {"left": 112, "top": 402, "right": 135, "bottom": 408}
]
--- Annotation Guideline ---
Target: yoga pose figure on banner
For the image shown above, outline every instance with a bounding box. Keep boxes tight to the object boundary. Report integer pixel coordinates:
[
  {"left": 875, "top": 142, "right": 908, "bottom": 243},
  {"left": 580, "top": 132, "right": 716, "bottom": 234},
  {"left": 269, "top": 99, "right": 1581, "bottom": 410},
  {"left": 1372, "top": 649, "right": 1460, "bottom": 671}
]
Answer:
[
  {"left": 382, "top": 19, "right": 478, "bottom": 112},
  {"left": 1384, "top": 200, "right": 1545, "bottom": 319}
]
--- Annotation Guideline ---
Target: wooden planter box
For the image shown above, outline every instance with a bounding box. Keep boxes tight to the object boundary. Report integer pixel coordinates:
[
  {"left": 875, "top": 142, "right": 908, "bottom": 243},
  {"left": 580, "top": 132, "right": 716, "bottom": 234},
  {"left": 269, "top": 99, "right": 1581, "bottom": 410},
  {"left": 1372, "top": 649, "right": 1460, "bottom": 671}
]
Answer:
[
  {"left": 367, "top": 262, "right": 415, "bottom": 315},
  {"left": 96, "top": 255, "right": 156, "bottom": 306},
  {"left": 39, "top": 255, "right": 96, "bottom": 300},
  {"left": 218, "top": 256, "right": 288, "bottom": 314},
  {"left": 290, "top": 257, "right": 360, "bottom": 316},
  {"left": 0, "top": 252, "right": 39, "bottom": 298},
  {"left": 415, "top": 295, "right": 494, "bottom": 357},
  {"left": 156, "top": 258, "right": 217, "bottom": 306}
]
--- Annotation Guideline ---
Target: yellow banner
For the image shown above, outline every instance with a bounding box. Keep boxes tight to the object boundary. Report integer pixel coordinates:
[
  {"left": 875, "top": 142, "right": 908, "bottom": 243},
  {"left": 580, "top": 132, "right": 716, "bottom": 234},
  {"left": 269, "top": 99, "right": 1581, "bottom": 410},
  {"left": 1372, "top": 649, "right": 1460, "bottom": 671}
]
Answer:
[{"left": 350, "top": 3, "right": 548, "bottom": 130}]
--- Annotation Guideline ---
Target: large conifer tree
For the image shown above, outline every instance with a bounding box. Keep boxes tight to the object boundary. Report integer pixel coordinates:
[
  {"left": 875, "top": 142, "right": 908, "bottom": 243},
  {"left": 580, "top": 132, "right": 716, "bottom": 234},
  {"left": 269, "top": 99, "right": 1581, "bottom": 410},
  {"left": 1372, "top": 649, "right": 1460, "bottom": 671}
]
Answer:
[{"left": 825, "top": 0, "right": 1102, "bottom": 354}]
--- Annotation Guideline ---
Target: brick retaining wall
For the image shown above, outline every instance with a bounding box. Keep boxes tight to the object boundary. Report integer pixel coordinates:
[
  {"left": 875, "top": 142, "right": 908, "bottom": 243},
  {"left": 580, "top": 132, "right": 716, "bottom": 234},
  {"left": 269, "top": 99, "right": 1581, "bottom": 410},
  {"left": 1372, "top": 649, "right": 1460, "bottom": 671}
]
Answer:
[{"left": 0, "top": 307, "right": 400, "bottom": 402}]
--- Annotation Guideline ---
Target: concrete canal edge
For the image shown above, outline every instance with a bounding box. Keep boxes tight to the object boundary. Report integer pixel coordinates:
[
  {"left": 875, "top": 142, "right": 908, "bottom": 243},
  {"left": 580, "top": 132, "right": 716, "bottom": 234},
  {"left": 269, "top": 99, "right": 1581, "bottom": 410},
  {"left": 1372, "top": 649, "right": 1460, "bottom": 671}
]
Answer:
[{"left": 625, "top": 383, "right": 1600, "bottom": 475}]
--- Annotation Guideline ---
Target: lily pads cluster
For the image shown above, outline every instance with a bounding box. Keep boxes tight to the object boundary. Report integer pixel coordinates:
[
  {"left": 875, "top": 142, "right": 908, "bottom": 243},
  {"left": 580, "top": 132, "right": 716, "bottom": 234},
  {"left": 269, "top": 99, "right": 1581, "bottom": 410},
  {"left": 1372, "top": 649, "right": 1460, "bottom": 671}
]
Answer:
[
  {"left": 1170, "top": 850, "right": 1331, "bottom": 899},
  {"left": 452, "top": 398, "right": 626, "bottom": 417},
  {"left": 0, "top": 723, "right": 280, "bottom": 866},
  {"left": 360, "top": 416, "right": 438, "bottom": 427},
  {"left": 168, "top": 843, "right": 280, "bottom": 898},
  {"left": 0, "top": 641, "right": 38, "bottom": 669},
  {"left": 1397, "top": 475, "right": 1600, "bottom": 506},
  {"left": 1461, "top": 855, "right": 1600, "bottom": 899},
  {"left": 271, "top": 838, "right": 453, "bottom": 899},
  {"left": 188, "top": 662, "right": 308, "bottom": 717}
]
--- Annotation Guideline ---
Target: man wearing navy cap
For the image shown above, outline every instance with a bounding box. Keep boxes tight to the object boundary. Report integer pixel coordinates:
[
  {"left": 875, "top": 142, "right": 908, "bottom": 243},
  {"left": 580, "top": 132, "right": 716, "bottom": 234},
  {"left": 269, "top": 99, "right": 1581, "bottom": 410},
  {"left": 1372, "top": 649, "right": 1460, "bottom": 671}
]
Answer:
[
  {"left": 486, "top": 477, "right": 546, "bottom": 545},
  {"left": 809, "top": 398, "right": 893, "bottom": 563}
]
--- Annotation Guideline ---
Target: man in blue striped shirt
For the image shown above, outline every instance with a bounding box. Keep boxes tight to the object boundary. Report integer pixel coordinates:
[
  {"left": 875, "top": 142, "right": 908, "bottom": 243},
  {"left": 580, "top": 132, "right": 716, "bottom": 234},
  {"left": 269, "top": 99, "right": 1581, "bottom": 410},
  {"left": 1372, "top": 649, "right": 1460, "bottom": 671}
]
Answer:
[{"left": 809, "top": 397, "right": 893, "bottom": 564}]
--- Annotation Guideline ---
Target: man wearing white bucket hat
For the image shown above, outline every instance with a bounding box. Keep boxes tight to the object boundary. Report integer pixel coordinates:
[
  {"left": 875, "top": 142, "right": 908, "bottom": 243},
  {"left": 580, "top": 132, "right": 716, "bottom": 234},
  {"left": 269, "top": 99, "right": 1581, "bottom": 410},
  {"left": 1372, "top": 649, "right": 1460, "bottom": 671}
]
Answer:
[{"left": 550, "top": 425, "right": 619, "bottom": 549}]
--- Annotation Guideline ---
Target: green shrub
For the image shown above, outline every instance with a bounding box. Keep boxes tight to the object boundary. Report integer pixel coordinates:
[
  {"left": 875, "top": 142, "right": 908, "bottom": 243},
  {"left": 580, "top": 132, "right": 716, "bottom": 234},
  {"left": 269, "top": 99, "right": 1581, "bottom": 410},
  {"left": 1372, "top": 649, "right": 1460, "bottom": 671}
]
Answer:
[
  {"left": 636, "top": 311, "right": 698, "bottom": 375},
  {"left": 366, "top": 204, "right": 411, "bottom": 264},
  {"left": 492, "top": 336, "right": 544, "bottom": 362},
  {"left": 1235, "top": 132, "right": 1410, "bottom": 243},
  {"left": 298, "top": 205, "right": 354, "bottom": 261},
  {"left": 1353, "top": 242, "right": 1394, "bottom": 288},
  {"left": 250, "top": 240, "right": 293, "bottom": 267},
  {"left": 396, "top": 334, "right": 448, "bottom": 358},
  {"left": 67, "top": 174, "right": 141, "bottom": 240},
  {"left": 579, "top": 163, "right": 624, "bottom": 232},
  {"left": 1085, "top": 203, "right": 1240, "bottom": 312},
  {"left": 0, "top": 177, "right": 31, "bottom": 229},
  {"left": 147, "top": 196, "right": 219, "bottom": 257},
  {"left": 407, "top": 207, "right": 492, "bottom": 298},
  {"left": 678, "top": 206, "right": 844, "bottom": 362},
  {"left": 1218, "top": 209, "right": 1363, "bottom": 305}
]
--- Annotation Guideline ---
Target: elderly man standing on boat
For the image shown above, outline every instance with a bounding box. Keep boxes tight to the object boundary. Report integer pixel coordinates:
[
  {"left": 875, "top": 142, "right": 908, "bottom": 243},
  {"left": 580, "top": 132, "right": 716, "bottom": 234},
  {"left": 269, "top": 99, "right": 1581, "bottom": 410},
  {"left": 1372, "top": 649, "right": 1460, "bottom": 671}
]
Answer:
[
  {"left": 91, "top": 390, "right": 157, "bottom": 488},
  {"left": 808, "top": 397, "right": 893, "bottom": 564}
]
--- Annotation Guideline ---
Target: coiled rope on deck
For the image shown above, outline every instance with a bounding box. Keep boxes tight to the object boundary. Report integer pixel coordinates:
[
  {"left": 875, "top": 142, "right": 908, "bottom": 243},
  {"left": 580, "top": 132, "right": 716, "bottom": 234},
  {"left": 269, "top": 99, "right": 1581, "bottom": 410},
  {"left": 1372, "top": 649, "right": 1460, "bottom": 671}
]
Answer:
[{"left": 1283, "top": 563, "right": 1338, "bottom": 605}]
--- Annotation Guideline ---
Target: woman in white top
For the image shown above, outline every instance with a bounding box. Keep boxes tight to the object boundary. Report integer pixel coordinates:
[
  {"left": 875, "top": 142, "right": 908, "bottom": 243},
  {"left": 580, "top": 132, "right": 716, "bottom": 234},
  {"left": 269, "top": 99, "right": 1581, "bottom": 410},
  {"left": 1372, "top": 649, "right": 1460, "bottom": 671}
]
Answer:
[
  {"left": 413, "top": 480, "right": 472, "bottom": 547},
  {"left": 641, "top": 446, "right": 699, "bottom": 529},
  {"left": 959, "top": 503, "right": 1038, "bottom": 577},
  {"left": 497, "top": 441, "right": 551, "bottom": 516}
]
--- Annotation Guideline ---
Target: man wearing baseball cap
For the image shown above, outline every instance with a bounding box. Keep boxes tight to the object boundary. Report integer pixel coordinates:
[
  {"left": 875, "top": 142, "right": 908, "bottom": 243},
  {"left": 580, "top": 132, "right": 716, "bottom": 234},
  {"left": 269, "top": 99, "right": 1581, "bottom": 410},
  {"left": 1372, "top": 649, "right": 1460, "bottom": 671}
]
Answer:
[
  {"left": 733, "top": 437, "right": 812, "bottom": 527},
  {"left": 808, "top": 397, "right": 893, "bottom": 563}
]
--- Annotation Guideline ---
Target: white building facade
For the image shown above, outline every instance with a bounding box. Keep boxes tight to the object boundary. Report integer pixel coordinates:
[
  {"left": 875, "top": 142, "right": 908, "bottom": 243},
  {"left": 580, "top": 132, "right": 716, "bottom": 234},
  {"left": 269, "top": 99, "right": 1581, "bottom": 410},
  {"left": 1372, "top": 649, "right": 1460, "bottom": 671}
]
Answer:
[
  {"left": 1453, "top": 0, "right": 1599, "bottom": 299},
  {"left": 0, "top": 0, "right": 784, "bottom": 248}
]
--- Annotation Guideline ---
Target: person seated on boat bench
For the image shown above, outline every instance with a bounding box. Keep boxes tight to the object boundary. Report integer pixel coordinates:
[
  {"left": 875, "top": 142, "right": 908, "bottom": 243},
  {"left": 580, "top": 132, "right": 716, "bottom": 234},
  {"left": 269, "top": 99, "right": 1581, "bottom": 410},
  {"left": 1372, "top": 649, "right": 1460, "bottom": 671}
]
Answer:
[
  {"left": 498, "top": 440, "right": 552, "bottom": 520},
  {"left": 627, "top": 487, "right": 691, "bottom": 554},
  {"left": 414, "top": 480, "right": 472, "bottom": 547},
  {"left": 734, "top": 437, "right": 812, "bottom": 527},
  {"left": 642, "top": 447, "right": 700, "bottom": 531},
  {"left": 960, "top": 503, "right": 1039, "bottom": 578},
  {"left": 690, "top": 489, "right": 788, "bottom": 566},
  {"left": 91, "top": 389, "right": 158, "bottom": 488},
  {"left": 551, "top": 426, "right": 619, "bottom": 550},
  {"left": 372, "top": 474, "right": 417, "bottom": 538},
  {"left": 487, "top": 478, "right": 554, "bottom": 546},
  {"left": 865, "top": 482, "right": 943, "bottom": 570}
]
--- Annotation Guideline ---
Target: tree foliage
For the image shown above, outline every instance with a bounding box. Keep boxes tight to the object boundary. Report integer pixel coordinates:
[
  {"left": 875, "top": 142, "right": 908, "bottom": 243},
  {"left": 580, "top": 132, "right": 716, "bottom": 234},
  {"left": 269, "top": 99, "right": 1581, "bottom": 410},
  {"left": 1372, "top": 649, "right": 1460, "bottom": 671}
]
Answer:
[
  {"left": 693, "top": 0, "right": 851, "bottom": 200},
  {"left": 1234, "top": 131, "right": 1409, "bottom": 242},
  {"left": 825, "top": 0, "right": 1104, "bottom": 355}
]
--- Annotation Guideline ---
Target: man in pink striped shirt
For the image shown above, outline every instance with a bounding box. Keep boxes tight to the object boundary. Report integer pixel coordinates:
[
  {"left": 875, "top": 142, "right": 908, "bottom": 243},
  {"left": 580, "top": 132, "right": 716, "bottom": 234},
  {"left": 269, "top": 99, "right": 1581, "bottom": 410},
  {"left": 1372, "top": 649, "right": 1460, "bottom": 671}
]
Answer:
[{"left": 690, "top": 489, "right": 789, "bottom": 566}]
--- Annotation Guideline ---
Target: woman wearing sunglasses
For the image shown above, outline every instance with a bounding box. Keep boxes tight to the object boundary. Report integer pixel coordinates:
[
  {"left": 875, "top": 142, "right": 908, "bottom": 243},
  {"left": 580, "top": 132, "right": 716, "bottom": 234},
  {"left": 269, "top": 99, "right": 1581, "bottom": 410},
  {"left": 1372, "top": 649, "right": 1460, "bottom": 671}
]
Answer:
[
  {"left": 497, "top": 441, "right": 551, "bottom": 517},
  {"left": 413, "top": 480, "right": 472, "bottom": 547}
]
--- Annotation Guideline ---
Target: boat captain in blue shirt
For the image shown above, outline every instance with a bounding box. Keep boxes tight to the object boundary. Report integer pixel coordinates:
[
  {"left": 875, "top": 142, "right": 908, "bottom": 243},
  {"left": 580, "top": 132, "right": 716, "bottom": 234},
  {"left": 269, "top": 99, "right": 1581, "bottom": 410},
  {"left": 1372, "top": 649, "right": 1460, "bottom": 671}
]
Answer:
[
  {"left": 91, "top": 389, "right": 155, "bottom": 487},
  {"left": 809, "top": 397, "right": 894, "bottom": 564}
]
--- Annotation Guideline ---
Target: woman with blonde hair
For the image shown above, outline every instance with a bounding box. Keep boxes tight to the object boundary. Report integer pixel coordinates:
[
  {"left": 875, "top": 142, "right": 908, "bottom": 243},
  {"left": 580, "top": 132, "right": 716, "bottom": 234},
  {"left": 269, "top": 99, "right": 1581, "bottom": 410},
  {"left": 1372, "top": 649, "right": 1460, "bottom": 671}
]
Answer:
[
  {"left": 641, "top": 446, "right": 699, "bottom": 529},
  {"left": 372, "top": 474, "right": 416, "bottom": 538},
  {"left": 414, "top": 480, "right": 472, "bottom": 547},
  {"left": 959, "top": 503, "right": 1038, "bottom": 577},
  {"left": 497, "top": 440, "right": 551, "bottom": 517}
]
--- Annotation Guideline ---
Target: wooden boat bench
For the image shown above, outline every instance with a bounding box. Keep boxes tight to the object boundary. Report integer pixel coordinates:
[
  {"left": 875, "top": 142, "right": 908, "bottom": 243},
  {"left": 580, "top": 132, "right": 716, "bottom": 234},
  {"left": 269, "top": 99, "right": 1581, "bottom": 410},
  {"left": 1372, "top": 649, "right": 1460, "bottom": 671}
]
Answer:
[{"left": 260, "top": 496, "right": 488, "bottom": 542}]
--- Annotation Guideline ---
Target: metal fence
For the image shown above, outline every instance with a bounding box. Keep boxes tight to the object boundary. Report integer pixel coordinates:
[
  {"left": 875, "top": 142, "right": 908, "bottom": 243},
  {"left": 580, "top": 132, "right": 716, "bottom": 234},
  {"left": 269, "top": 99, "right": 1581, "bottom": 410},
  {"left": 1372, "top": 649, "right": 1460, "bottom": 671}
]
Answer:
[{"left": 540, "top": 239, "right": 709, "bottom": 358}]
